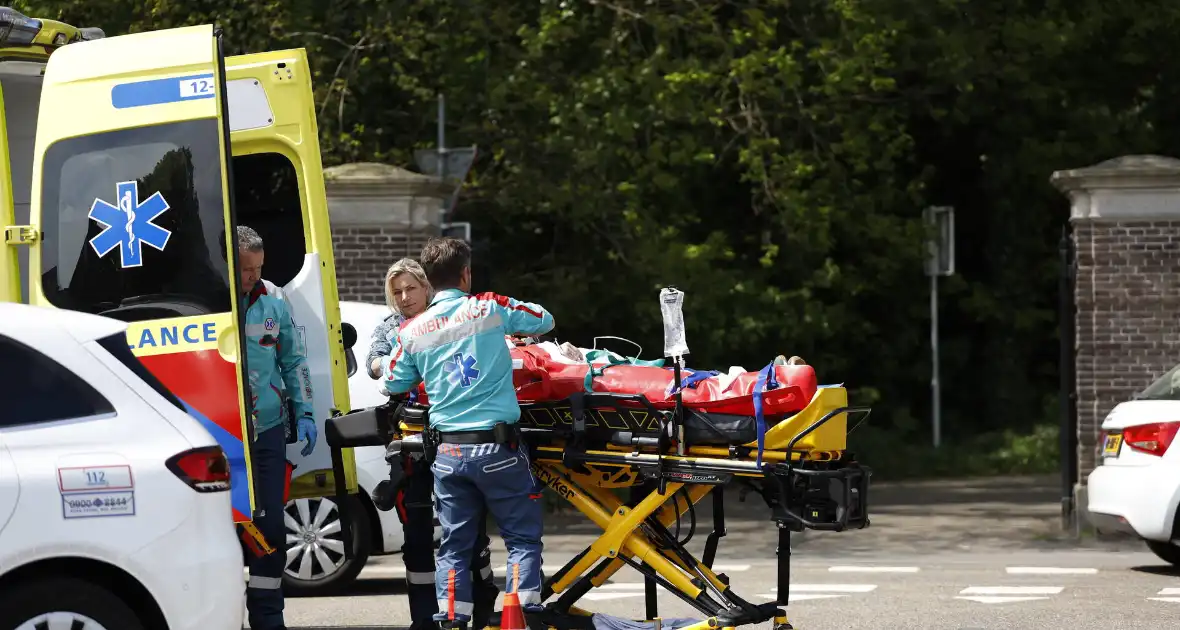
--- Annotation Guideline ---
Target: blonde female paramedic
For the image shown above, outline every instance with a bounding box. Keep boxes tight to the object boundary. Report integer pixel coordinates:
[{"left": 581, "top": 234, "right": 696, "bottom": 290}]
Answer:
[{"left": 366, "top": 258, "right": 499, "bottom": 630}]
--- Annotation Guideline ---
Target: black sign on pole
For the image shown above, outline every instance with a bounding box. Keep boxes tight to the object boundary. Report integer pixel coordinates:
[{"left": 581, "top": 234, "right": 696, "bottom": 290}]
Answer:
[{"left": 414, "top": 146, "right": 477, "bottom": 217}]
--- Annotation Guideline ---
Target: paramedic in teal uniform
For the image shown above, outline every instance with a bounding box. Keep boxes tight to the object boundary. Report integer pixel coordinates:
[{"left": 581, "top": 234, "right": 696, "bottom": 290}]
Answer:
[
  {"left": 238, "top": 225, "right": 317, "bottom": 630},
  {"left": 382, "top": 237, "right": 555, "bottom": 628}
]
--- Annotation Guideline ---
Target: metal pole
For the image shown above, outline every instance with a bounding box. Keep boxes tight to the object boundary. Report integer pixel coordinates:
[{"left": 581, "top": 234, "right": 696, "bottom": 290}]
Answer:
[
  {"left": 1059, "top": 226, "right": 1078, "bottom": 530},
  {"left": 437, "top": 93, "right": 453, "bottom": 223},
  {"left": 931, "top": 272, "right": 941, "bottom": 448},
  {"left": 437, "top": 94, "right": 447, "bottom": 181}
]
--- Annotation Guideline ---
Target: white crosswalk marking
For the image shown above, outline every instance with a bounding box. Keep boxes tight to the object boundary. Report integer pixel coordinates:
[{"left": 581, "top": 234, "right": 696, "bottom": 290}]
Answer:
[
  {"left": 1148, "top": 587, "right": 1180, "bottom": 603},
  {"left": 955, "top": 586, "right": 1063, "bottom": 604},
  {"left": 829, "top": 565, "right": 921, "bottom": 573},
  {"left": 352, "top": 558, "right": 1163, "bottom": 609},
  {"left": 754, "top": 584, "right": 878, "bottom": 602},
  {"left": 359, "top": 565, "right": 406, "bottom": 578},
  {"left": 356, "top": 561, "right": 752, "bottom": 579},
  {"left": 582, "top": 592, "right": 646, "bottom": 601},
  {"left": 537, "top": 562, "right": 750, "bottom": 574},
  {"left": 581, "top": 581, "right": 658, "bottom": 602},
  {"left": 708, "top": 564, "right": 751, "bottom": 572},
  {"left": 1005, "top": 566, "right": 1098, "bottom": 575}
]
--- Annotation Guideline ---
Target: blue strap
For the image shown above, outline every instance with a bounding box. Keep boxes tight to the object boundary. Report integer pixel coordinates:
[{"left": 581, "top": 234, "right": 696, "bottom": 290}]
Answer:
[
  {"left": 752, "top": 362, "right": 779, "bottom": 467},
  {"left": 665, "top": 368, "right": 722, "bottom": 397}
]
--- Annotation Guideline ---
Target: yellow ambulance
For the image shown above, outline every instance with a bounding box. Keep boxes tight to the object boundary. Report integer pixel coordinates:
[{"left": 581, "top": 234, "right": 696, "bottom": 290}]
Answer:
[{"left": 0, "top": 7, "right": 361, "bottom": 561}]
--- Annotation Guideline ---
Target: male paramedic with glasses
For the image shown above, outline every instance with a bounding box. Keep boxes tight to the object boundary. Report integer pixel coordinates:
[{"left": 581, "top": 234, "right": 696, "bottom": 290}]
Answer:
[
  {"left": 383, "top": 237, "right": 555, "bottom": 629},
  {"left": 238, "top": 225, "right": 318, "bottom": 630}
]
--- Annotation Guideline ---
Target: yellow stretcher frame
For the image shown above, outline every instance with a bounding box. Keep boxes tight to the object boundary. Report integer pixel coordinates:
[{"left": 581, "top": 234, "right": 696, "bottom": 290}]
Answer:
[{"left": 325, "top": 380, "right": 873, "bottom": 630}]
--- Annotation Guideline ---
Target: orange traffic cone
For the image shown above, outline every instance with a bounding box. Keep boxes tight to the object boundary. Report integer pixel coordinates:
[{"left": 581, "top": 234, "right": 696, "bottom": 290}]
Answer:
[{"left": 500, "top": 592, "right": 525, "bottom": 630}]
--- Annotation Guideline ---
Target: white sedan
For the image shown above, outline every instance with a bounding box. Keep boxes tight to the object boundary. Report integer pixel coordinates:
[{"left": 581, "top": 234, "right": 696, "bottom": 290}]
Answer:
[
  {"left": 1086, "top": 363, "right": 1180, "bottom": 565},
  {"left": 0, "top": 303, "right": 244, "bottom": 630},
  {"left": 281, "top": 300, "right": 439, "bottom": 596}
]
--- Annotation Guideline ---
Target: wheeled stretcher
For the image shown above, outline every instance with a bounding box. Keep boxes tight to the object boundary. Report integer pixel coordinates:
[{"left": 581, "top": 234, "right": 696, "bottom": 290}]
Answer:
[{"left": 325, "top": 342, "right": 872, "bottom": 630}]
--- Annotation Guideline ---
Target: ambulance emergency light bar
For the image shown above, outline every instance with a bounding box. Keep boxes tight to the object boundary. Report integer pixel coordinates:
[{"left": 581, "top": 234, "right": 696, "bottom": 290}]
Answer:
[
  {"left": 0, "top": 7, "right": 103, "bottom": 47},
  {"left": 0, "top": 7, "right": 41, "bottom": 46}
]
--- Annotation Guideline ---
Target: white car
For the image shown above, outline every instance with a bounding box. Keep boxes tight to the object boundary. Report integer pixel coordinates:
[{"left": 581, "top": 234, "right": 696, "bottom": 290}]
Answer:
[
  {"left": 1086, "top": 364, "right": 1180, "bottom": 565},
  {"left": 0, "top": 303, "right": 244, "bottom": 630},
  {"left": 281, "top": 300, "right": 439, "bottom": 596}
]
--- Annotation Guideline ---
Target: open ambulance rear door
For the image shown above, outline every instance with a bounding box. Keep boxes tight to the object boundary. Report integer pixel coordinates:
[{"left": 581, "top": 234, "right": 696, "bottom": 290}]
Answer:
[
  {"left": 223, "top": 49, "right": 358, "bottom": 500},
  {"left": 25, "top": 25, "right": 259, "bottom": 521}
]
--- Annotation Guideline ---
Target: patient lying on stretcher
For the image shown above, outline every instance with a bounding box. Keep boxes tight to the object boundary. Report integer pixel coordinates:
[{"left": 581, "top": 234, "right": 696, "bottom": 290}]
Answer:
[{"left": 395, "top": 334, "right": 820, "bottom": 422}]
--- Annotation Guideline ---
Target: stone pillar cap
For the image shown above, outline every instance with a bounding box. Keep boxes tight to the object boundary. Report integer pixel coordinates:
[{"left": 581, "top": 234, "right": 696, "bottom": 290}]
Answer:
[
  {"left": 324, "top": 162, "right": 453, "bottom": 228},
  {"left": 324, "top": 162, "right": 454, "bottom": 198},
  {"left": 1050, "top": 155, "right": 1180, "bottom": 221}
]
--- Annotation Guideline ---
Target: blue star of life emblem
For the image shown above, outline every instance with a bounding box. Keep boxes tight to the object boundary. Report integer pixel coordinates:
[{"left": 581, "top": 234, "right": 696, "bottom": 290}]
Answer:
[
  {"left": 88, "top": 180, "right": 172, "bottom": 268},
  {"left": 444, "top": 352, "right": 480, "bottom": 388}
]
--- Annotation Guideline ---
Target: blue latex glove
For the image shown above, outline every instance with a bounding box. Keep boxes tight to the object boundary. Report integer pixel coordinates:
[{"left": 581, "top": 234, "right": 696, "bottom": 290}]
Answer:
[{"left": 297, "top": 415, "right": 318, "bottom": 457}]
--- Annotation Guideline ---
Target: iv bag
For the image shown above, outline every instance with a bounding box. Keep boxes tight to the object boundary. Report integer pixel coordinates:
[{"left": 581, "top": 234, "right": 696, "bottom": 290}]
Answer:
[{"left": 659, "top": 287, "right": 689, "bottom": 358}]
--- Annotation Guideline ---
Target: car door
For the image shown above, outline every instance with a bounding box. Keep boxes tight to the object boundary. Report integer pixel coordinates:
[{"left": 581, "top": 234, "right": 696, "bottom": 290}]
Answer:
[
  {"left": 224, "top": 49, "right": 357, "bottom": 500},
  {"left": 24, "top": 25, "right": 257, "bottom": 521},
  {"left": 0, "top": 437, "right": 16, "bottom": 535}
]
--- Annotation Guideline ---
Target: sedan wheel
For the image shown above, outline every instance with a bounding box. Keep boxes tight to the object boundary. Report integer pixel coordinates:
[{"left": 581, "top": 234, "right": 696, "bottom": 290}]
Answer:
[
  {"left": 16, "top": 612, "right": 109, "bottom": 630},
  {"left": 0, "top": 578, "right": 144, "bottom": 630},
  {"left": 282, "top": 494, "right": 372, "bottom": 596},
  {"left": 285, "top": 497, "right": 347, "bottom": 580}
]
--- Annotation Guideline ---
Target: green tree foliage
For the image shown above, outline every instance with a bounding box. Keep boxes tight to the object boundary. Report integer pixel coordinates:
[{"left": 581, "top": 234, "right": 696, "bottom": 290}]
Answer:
[{"left": 18, "top": 0, "right": 1180, "bottom": 449}]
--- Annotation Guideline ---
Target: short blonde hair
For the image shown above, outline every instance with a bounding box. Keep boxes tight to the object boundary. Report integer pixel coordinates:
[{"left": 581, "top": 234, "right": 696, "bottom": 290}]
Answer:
[{"left": 384, "top": 258, "right": 433, "bottom": 316}]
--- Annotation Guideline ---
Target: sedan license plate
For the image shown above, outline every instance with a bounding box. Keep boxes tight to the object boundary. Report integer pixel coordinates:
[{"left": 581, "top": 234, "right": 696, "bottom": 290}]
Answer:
[{"left": 1103, "top": 433, "right": 1123, "bottom": 457}]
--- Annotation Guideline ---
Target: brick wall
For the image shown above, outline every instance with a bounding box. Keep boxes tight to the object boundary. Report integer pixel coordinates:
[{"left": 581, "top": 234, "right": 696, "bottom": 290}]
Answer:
[
  {"left": 1073, "top": 220, "right": 1180, "bottom": 479},
  {"left": 331, "top": 227, "right": 436, "bottom": 303}
]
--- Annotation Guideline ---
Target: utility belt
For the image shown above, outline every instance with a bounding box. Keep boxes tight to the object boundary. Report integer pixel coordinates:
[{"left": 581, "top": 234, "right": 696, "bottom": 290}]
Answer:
[{"left": 422, "top": 421, "right": 520, "bottom": 464}]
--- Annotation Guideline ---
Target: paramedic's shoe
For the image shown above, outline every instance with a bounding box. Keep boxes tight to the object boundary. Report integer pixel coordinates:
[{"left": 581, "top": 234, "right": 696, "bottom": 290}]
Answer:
[
  {"left": 477, "top": 611, "right": 501, "bottom": 630},
  {"left": 472, "top": 579, "right": 500, "bottom": 629},
  {"left": 433, "top": 612, "right": 470, "bottom": 630}
]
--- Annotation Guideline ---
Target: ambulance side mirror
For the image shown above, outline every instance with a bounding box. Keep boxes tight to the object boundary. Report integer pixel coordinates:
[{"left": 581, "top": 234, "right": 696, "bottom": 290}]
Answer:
[{"left": 341, "top": 322, "right": 358, "bottom": 378}]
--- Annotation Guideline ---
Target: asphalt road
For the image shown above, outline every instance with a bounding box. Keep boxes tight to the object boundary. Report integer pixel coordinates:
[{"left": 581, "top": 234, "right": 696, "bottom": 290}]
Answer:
[{"left": 268, "top": 476, "right": 1180, "bottom": 630}]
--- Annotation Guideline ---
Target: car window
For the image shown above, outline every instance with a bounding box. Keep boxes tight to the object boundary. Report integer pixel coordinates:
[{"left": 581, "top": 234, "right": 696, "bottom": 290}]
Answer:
[
  {"left": 1137, "top": 364, "right": 1180, "bottom": 401},
  {"left": 0, "top": 334, "right": 115, "bottom": 426},
  {"left": 95, "top": 333, "right": 186, "bottom": 412}
]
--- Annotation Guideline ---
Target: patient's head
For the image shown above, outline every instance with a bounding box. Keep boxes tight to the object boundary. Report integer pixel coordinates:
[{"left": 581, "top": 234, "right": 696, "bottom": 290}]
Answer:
[{"left": 384, "top": 258, "right": 432, "bottom": 318}]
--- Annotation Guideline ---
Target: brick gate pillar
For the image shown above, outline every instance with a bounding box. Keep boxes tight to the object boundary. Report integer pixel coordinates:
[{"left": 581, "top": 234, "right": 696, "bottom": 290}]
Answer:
[
  {"left": 1051, "top": 155, "right": 1180, "bottom": 528},
  {"left": 325, "top": 162, "right": 454, "bottom": 303}
]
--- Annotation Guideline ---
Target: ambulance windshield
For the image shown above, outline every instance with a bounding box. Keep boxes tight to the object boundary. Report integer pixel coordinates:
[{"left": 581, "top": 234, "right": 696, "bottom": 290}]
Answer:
[{"left": 38, "top": 119, "right": 233, "bottom": 321}]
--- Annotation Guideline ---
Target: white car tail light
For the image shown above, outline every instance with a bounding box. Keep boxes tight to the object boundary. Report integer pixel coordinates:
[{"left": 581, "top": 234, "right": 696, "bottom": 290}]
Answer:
[
  {"left": 1122, "top": 421, "right": 1180, "bottom": 457},
  {"left": 166, "top": 446, "right": 231, "bottom": 492}
]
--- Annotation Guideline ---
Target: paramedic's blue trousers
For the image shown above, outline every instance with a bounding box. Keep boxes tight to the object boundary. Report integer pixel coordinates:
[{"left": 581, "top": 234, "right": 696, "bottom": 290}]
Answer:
[
  {"left": 396, "top": 453, "right": 498, "bottom": 630},
  {"left": 246, "top": 424, "right": 288, "bottom": 630},
  {"left": 432, "top": 441, "right": 544, "bottom": 623}
]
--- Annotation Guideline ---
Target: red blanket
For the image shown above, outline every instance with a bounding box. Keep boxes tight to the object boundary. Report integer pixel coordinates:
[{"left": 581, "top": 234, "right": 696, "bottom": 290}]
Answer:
[{"left": 409, "top": 344, "right": 818, "bottom": 418}]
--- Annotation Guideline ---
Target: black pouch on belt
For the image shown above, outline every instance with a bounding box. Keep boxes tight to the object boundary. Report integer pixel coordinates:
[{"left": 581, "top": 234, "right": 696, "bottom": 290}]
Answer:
[
  {"left": 422, "top": 428, "right": 439, "bottom": 465},
  {"left": 492, "top": 422, "right": 522, "bottom": 447}
]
